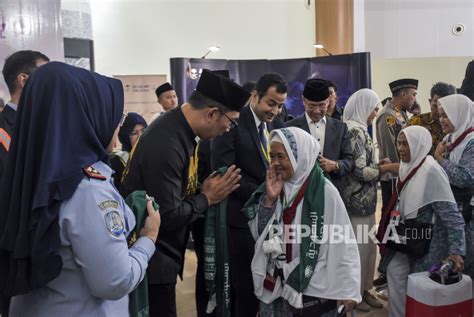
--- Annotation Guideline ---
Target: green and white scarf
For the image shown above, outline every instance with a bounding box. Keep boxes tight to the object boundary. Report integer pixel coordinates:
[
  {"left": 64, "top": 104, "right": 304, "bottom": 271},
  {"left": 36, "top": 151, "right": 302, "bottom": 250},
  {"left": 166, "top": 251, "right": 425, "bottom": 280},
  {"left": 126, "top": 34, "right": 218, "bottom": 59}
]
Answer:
[
  {"left": 243, "top": 164, "right": 325, "bottom": 307},
  {"left": 243, "top": 127, "right": 326, "bottom": 308},
  {"left": 204, "top": 167, "right": 231, "bottom": 317},
  {"left": 125, "top": 190, "right": 160, "bottom": 317}
]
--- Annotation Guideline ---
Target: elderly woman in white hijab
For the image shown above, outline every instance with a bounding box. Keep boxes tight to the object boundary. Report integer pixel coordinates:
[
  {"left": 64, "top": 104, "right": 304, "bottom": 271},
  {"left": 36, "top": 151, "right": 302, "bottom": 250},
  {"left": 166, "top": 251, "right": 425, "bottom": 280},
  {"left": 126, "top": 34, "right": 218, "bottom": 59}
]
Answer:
[
  {"left": 243, "top": 127, "right": 361, "bottom": 317},
  {"left": 434, "top": 94, "right": 474, "bottom": 280},
  {"left": 382, "top": 126, "right": 465, "bottom": 317},
  {"left": 341, "top": 89, "right": 400, "bottom": 312}
]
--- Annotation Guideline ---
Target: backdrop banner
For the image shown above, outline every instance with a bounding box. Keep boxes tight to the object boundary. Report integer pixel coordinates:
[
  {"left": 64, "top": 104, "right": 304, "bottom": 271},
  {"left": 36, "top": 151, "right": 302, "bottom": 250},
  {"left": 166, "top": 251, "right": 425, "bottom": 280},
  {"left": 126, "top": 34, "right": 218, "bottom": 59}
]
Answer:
[
  {"left": 170, "top": 52, "right": 371, "bottom": 117},
  {"left": 114, "top": 74, "right": 167, "bottom": 123}
]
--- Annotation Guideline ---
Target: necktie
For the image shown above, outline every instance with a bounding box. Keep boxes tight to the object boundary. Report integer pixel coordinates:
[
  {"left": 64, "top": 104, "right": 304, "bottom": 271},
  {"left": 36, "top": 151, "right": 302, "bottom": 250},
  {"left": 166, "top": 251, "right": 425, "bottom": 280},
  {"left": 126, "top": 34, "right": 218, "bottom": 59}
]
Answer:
[{"left": 258, "top": 123, "right": 269, "bottom": 164}]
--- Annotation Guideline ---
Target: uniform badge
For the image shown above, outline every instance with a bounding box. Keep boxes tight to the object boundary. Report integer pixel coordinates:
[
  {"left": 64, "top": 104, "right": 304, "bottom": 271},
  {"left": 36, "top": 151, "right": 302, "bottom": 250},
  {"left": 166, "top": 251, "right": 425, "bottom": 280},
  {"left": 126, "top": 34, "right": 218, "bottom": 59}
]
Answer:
[
  {"left": 83, "top": 166, "right": 107, "bottom": 181},
  {"left": 105, "top": 210, "right": 125, "bottom": 237},
  {"left": 386, "top": 116, "right": 396, "bottom": 127},
  {"left": 98, "top": 200, "right": 119, "bottom": 211},
  {"left": 408, "top": 115, "right": 420, "bottom": 126}
]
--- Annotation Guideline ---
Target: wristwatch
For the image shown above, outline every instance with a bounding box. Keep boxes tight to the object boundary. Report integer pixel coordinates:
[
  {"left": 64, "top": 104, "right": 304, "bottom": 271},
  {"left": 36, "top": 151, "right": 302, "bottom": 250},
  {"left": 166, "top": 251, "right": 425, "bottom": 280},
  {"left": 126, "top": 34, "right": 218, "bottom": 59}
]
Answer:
[{"left": 335, "top": 161, "right": 340, "bottom": 172}]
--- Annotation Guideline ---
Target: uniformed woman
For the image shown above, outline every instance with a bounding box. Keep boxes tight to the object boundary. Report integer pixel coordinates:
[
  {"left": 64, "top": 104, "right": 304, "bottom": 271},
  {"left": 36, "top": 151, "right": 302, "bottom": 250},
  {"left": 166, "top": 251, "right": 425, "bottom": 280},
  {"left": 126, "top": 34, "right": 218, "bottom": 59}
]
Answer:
[{"left": 0, "top": 62, "right": 160, "bottom": 317}]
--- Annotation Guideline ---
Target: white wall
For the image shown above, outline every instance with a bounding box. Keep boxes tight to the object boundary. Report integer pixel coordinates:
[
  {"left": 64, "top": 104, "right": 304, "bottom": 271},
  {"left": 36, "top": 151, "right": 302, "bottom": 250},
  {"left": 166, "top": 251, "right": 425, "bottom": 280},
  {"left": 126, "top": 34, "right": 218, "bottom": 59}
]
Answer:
[
  {"left": 372, "top": 56, "right": 472, "bottom": 113},
  {"left": 0, "top": 0, "right": 64, "bottom": 101},
  {"left": 89, "top": 0, "right": 316, "bottom": 78},
  {"left": 353, "top": 0, "right": 365, "bottom": 53},
  {"left": 364, "top": 0, "right": 474, "bottom": 59}
]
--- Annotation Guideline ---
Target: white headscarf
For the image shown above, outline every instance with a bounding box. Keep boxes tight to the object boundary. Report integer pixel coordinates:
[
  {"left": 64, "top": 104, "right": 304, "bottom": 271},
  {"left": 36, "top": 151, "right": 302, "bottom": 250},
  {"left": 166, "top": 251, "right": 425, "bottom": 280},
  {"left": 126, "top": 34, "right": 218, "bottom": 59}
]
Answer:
[
  {"left": 250, "top": 127, "right": 361, "bottom": 306},
  {"left": 398, "top": 126, "right": 456, "bottom": 219},
  {"left": 269, "top": 127, "right": 319, "bottom": 203},
  {"left": 343, "top": 88, "right": 381, "bottom": 130},
  {"left": 438, "top": 94, "right": 474, "bottom": 163}
]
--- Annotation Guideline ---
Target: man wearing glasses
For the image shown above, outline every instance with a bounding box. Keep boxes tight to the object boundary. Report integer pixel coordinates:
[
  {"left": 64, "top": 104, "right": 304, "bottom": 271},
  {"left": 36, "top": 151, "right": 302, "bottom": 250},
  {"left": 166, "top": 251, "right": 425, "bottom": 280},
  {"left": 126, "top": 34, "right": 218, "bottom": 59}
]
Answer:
[
  {"left": 120, "top": 69, "right": 249, "bottom": 317},
  {"left": 211, "top": 73, "right": 287, "bottom": 317}
]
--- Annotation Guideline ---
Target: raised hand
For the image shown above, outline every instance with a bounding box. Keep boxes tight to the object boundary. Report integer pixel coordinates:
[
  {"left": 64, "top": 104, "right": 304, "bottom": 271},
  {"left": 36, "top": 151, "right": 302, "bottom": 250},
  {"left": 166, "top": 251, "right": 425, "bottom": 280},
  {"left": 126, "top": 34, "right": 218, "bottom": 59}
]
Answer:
[{"left": 264, "top": 163, "right": 283, "bottom": 207}]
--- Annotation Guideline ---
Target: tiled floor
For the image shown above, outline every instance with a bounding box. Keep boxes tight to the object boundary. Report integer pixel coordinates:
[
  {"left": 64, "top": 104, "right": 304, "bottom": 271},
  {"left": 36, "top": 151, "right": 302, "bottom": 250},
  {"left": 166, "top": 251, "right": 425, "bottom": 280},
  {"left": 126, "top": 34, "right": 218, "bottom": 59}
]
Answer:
[{"left": 176, "top": 251, "right": 389, "bottom": 317}]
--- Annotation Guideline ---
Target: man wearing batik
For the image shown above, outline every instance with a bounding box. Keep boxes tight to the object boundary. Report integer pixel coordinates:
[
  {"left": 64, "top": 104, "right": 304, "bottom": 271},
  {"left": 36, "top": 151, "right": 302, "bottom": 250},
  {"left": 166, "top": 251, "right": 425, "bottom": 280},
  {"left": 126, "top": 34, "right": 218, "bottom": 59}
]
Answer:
[{"left": 409, "top": 82, "right": 456, "bottom": 155}]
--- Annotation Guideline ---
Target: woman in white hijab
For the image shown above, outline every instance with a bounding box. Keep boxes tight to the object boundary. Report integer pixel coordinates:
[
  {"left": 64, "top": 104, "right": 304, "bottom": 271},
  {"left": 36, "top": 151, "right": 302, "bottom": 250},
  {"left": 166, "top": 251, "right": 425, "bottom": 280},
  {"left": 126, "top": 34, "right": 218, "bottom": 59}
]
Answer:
[
  {"left": 341, "top": 89, "right": 400, "bottom": 312},
  {"left": 384, "top": 126, "right": 465, "bottom": 317},
  {"left": 434, "top": 94, "right": 474, "bottom": 280},
  {"left": 243, "top": 127, "right": 361, "bottom": 317}
]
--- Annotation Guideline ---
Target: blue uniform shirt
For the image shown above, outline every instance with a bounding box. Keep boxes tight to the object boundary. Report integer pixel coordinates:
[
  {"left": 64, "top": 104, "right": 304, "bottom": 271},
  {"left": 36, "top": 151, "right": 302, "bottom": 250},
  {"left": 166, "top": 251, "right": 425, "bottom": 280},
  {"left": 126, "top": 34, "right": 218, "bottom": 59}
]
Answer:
[{"left": 10, "top": 161, "right": 155, "bottom": 317}]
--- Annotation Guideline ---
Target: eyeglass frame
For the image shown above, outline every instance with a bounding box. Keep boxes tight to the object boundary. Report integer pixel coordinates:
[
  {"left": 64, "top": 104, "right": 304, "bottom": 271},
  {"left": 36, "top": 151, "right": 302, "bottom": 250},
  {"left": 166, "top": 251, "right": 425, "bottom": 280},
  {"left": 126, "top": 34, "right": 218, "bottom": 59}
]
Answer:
[{"left": 217, "top": 108, "right": 238, "bottom": 129}]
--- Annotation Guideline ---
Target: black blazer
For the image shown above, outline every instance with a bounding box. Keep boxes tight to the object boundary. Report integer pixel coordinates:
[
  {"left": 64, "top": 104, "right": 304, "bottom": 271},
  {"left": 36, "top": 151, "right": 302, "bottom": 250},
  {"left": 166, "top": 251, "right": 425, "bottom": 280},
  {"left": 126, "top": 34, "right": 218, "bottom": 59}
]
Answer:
[
  {"left": 211, "top": 106, "right": 285, "bottom": 228},
  {"left": 0, "top": 105, "right": 16, "bottom": 184},
  {"left": 121, "top": 107, "right": 208, "bottom": 284},
  {"left": 286, "top": 115, "right": 354, "bottom": 189}
]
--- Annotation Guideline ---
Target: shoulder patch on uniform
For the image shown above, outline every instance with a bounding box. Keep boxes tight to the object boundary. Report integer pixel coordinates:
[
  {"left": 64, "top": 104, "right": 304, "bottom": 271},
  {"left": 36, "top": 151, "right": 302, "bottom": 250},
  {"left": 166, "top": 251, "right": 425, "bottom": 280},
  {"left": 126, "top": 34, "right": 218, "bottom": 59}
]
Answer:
[
  {"left": 98, "top": 200, "right": 119, "bottom": 211},
  {"left": 386, "top": 115, "right": 396, "bottom": 127},
  {"left": 83, "top": 166, "right": 107, "bottom": 181},
  {"left": 0, "top": 128, "right": 11, "bottom": 152},
  {"left": 104, "top": 210, "right": 125, "bottom": 237},
  {"left": 408, "top": 115, "right": 421, "bottom": 126}
]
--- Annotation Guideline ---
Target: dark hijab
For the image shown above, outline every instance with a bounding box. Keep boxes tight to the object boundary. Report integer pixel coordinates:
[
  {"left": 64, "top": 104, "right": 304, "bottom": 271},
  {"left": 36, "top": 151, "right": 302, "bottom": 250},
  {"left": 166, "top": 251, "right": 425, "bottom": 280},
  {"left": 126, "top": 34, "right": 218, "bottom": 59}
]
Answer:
[
  {"left": 118, "top": 112, "right": 147, "bottom": 152},
  {"left": 0, "top": 62, "right": 124, "bottom": 295},
  {"left": 460, "top": 60, "right": 474, "bottom": 101}
]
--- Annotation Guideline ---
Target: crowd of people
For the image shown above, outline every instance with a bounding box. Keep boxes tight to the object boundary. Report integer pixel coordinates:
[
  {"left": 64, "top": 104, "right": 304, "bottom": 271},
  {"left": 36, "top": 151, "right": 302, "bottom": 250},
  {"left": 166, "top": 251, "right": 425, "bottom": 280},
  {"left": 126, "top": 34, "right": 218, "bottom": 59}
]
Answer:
[{"left": 0, "top": 50, "right": 472, "bottom": 317}]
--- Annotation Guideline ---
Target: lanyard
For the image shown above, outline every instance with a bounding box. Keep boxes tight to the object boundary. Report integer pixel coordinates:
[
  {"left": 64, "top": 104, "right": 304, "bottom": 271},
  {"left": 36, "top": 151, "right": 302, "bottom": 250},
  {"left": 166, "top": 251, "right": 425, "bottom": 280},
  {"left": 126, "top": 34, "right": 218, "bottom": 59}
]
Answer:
[
  {"left": 395, "top": 156, "right": 427, "bottom": 199},
  {"left": 377, "top": 157, "right": 427, "bottom": 244},
  {"left": 278, "top": 190, "right": 299, "bottom": 218},
  {"left": 445, "top": 128, "right": 474, "bottom": 155},
  {"left": 259, "top": 128, "right": 270, "bottom": 163},
  {"left": 279, "top": 177, "right": 310, "bottom": 262}
]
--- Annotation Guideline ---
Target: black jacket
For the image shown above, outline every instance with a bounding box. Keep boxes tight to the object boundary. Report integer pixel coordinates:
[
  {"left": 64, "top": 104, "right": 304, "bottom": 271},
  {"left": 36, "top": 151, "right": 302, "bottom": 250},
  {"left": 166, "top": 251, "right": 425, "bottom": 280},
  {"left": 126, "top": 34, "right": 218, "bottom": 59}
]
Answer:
[
  {"left": 286, "top": 114, "right": 354, "bottom": 190},
  {"left": 0, "top": 105, "right": 16, "bottom": 184},
  {"left": 211, "top": 106, "right": 285, "bottom": 228},
  {"left": 120, "top": 107, "right": 208, "bottom": 284}
]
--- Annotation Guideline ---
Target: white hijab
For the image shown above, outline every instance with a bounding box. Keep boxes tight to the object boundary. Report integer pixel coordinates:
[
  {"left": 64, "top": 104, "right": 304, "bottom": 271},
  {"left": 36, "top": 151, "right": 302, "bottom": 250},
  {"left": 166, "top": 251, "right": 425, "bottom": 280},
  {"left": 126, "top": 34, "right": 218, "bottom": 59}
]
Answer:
[
  {"left": 438, "top": 94, "right": 474, "bottom": 163},
  {"left": 398, "top": 126, "right": 456, "bottom": 219},
  {"left": 343, "top": 88, "right": 381, "bottom": 130},
  {"left": 249, "top": 127, "right": 361, "bottom": 306},
  {"left": 269, "top": 127, "right": 319, "bottom": 203}
]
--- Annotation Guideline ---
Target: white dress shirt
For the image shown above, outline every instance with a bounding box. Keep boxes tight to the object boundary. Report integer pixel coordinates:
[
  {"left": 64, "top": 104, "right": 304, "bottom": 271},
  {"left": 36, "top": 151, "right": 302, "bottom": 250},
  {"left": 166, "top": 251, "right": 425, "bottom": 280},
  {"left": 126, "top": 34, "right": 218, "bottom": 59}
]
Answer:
[
  {"left": 250, "top": 106, "right": 270, "bottom": 160},
  {"left": 305, "top": 112, "right": 326, "bottom": 154},
  {"left": 6, "top": 102, "right": 17, "bottom": 111},
  {"left": 250, "top": 105, "right": 266, "bottom": 132}
]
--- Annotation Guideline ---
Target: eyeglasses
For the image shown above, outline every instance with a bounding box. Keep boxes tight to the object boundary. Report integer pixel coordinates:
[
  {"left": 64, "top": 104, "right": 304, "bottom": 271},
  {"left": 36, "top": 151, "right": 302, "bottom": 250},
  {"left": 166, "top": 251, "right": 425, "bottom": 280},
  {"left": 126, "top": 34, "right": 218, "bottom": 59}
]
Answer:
[
  {"left": 218, "top": 109, "right": 238, "bottom": 129},
  {"left": 119, "top": 112, "right": 128, "bottom": 127}
]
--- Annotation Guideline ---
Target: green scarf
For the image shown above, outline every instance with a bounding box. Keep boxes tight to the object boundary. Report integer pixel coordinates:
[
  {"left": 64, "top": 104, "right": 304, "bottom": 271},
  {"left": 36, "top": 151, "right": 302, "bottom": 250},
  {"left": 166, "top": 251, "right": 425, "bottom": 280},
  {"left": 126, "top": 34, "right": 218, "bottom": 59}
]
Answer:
[
  {"left": 204, "top": 167, "right": 231, "bottom": 317},
  {"left": 125, "top": 190, "right": 160, "bottom": 317},
  {"left": 242, "top": 164, "right": 325, "bottom": 297}
]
